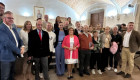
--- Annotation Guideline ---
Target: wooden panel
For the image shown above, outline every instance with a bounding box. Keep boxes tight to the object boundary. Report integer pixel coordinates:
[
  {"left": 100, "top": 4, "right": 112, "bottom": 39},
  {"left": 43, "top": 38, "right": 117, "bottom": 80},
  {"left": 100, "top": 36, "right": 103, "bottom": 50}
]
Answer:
[{"left": 90, "top": 11, "right": 104, "bottom": 27}]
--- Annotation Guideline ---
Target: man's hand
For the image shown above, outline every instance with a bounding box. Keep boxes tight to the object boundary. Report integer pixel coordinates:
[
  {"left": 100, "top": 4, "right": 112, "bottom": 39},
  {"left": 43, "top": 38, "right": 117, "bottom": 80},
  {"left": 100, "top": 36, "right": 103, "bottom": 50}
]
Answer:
[
  {"left": 28, "top": 57, "right": 32, "bottom": 60},
  {"left": 89, "top": 46, "right": 94, "bottom": 50}
]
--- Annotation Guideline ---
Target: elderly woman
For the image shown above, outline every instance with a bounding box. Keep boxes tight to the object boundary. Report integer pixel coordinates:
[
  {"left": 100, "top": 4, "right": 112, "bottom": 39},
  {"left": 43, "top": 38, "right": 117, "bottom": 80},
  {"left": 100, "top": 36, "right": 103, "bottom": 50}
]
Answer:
[
  {"left": 62, "top": 26, "right": 80, "bottom": 79},
  {"left": 100, "top": 26, "right": 112, "bottom": 72}
]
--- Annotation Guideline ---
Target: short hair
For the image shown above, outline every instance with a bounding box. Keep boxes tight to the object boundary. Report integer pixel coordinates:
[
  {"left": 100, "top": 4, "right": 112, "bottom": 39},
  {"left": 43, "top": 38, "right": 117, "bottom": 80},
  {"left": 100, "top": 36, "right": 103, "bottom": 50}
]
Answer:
[
  {"left": 68, "top": 26, "right": 75, "bottom": 34},
  {"left": 93, "top": 30, "right": 98, "bottom": 34},
  {"left": 128, "top": 22, "right": 134, "bottom": 24},
  {"left": 0, "top": 2, "right": 5, "bottom": 7},
  {"left": 2, "top": 11, "right": 13, "bottom": 18},
  {"left": 121, "top": 23, "right": 126, "bottom": 26},
  {"left": 46, "top": 22, "right": 54, "bottom": 31},
  {"left": 36, "top": 18, "right": 42, "bottom": 21}
]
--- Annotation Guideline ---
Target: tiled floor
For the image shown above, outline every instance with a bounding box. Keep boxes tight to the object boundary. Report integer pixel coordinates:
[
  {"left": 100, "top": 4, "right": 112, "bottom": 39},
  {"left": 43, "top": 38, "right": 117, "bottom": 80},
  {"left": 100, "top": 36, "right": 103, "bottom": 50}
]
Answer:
[{"left": 14, "top": 54, "right": 140, "bottom": 80}]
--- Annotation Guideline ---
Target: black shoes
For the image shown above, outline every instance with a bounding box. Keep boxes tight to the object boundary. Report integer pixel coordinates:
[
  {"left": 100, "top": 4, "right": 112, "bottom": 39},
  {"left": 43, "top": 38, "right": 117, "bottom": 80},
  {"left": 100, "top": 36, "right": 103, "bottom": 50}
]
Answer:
[
  {"left": 84, "top": 72, "right": 90, "bottom": 75},
  {"left": 67, "top": 76, "right": 74, "bottom": 79},
  {"left": 116, "top": 71, "right": 125, "bottom": 75},
  {"left": 72, "top": 69, "right": 75, "bottom": 73},
  {"left": 124, "top": 73, "right": 131, "bottom": 78},
  {"left": 79, "top": 73, "right": 83, "bottom": 77}
]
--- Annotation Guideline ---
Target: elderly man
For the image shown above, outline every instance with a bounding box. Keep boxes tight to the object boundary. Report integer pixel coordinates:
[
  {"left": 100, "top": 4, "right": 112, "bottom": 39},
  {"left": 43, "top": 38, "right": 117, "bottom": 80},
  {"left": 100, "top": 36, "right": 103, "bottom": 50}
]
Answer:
[
  {"left": 117, "top": 22, "right": 140, "bottom": 78},
  {"left": 79, "top": 25, "right": 93, "bottom": 77},
  {"left": 28, "top": 19, "right": 50, "bottom": 80},
  {"left": 0, "top": 2, "right": 5, "bottom": 24},
  {"left": 0, "top": 11, "right": 24, "bottom": 80},
  {"left": 42, "top": 15, "right": 49, "bottom": 31}
]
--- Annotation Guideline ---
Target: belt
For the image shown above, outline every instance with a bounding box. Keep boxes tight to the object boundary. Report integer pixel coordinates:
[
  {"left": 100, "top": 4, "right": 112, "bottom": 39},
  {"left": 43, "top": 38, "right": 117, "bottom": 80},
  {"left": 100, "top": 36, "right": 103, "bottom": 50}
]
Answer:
[{"left": 124, "top": 47, "right": 129, "bottom": 48}]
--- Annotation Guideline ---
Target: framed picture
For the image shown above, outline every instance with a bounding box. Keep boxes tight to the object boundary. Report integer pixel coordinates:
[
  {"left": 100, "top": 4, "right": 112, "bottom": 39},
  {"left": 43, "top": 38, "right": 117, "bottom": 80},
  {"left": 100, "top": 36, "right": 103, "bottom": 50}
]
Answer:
[{"left": 34, "top": 6, "right": 45, "bottom": 20}]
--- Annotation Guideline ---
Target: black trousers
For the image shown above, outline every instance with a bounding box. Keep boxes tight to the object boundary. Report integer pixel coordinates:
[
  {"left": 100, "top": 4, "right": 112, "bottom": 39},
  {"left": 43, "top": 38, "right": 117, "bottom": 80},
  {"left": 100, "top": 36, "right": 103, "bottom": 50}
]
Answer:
[
  {"left": 109, "top": 51, "right": 120, "bottom": 68},
  {"left": 90, "top": 51, "right": 102, "bottom": 70},
  {"left": 101, "top": 48, "right": 110, "bottom": 71},
  {"left": 48, "top": 52, "right": 53, "bottom": 66},
  {"left": 79, "top": 50, "right": 91, "bottom": 74}
]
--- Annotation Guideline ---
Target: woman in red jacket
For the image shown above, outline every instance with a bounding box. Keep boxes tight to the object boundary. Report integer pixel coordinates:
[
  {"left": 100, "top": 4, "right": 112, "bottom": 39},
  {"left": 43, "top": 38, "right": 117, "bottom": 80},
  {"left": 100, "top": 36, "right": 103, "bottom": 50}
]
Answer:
[{"left": 62, "top": 26, "right": 80, "bottom": 79}]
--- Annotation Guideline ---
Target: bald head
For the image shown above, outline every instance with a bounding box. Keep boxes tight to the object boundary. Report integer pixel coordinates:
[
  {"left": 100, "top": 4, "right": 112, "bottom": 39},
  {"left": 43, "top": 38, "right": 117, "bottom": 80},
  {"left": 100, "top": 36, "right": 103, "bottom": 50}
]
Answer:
[{"left": 44, "top": 15, "right": 48, "bottom": 22}]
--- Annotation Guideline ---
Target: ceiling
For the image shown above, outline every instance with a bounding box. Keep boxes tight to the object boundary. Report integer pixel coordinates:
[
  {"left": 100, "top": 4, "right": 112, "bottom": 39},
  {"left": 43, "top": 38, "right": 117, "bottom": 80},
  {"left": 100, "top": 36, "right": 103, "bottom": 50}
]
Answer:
[{"left": 1, "top": 0, "right": 133, "bottom": 19}]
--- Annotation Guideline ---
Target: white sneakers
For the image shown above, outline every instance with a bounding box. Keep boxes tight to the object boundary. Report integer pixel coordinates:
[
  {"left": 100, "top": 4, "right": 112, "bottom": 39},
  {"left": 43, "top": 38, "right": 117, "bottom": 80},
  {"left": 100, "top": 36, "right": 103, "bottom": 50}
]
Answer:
[
  {"left": 107, "top": 67, "right": 112, "bottom": 70},
  {"left": 97, "top": 70, "right": 102, "bottom": 74},
  {"left": 107, "top": 67, "right": 118, "bottom": 72},
  {"left": 39, "top": 73, "right": 44, "bottom": 78},
  {"left": 91, "top": 69, "right": 102, "bottom": 74},
  {"left": 114, "top": 68, "right": 118, "bottom": 72},
  {"left": 91, "top": 69, "right": 96, "bottom": 74}
]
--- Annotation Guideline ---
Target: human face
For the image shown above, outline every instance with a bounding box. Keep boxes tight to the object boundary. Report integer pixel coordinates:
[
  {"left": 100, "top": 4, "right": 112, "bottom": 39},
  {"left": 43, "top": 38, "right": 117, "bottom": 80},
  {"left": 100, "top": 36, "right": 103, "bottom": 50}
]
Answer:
[
  {"left": 89, "top": 27, "right": 93, "bottom": 32},
  {"left": 59, "top": 23, "right": 64, "bottom": 30},
  {"left": 113, "top": 27, "right": 118, "bottom": 33},
  {"left": 3, "top": 14, "right": 14, "bottom": 26},
  {"left": 76, "top": 22, "right": 80, "bottom": 28},
  {"left": 93, "top": 32, "right": 98, "bottom": 37},
  {"left": 36, "top": 20, "right": 42, "bottom": 31},
  {"left": 127, "top": 23, "right": 134, "bottom": 31},
  {"left": 69, "top": 28, "right": 74, "bottom": 35},
  {"left": 0, "top": 4, "right": 5, "bottom": 16},
  {"left": 46, "top": 23, "right": 52, "bottom": 31},
  {"left": 105, "top": 27, "right": 110, "bottom": 34},
  {"left": 83, "top": 25, "right": 89, "bottom": 33},
  {"left": 26, "top": 22, "right": 32, "bottom": 31},
  {"left": 57, "top": 16, "right": 61, "bottom": 22},
  {"left": 44, "top": 15, "right": 48, "bottom": 22}
]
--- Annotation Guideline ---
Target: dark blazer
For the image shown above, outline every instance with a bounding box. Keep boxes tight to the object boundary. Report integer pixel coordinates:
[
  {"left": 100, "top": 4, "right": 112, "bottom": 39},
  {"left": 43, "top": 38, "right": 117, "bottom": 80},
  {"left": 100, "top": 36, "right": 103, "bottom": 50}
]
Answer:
[
  {"left": 122, "top": 30, "right": 140, "bottom": 53},
  {"left": 28, "top": 29, "right": 50, "bottom": 58},
  {"left": 74, "top": 29, "right": 79, "bottom": 37},
  {"left": 54, "top": 29, "right": 68, "bottom": 48},
  {"left": 0, "top": 23, "right": 23, "bottom": 62}
]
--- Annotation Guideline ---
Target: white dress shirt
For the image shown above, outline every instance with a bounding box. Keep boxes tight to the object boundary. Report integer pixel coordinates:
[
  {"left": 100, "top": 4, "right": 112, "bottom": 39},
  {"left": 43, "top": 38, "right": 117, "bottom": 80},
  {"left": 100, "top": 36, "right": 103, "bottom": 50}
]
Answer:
[
  {"left": 4, "top": 23, "right": 18, "bottom": 47},
  {"left": 123, "top": 31, "right": 132, "bottom": 47}
]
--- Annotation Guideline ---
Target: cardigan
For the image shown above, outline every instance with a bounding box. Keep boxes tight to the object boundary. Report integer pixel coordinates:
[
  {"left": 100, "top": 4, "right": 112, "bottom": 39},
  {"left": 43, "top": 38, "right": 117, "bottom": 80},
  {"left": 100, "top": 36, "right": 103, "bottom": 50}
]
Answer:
[{"left": 62, "top": 35, "right": 80, "bottom": 59}]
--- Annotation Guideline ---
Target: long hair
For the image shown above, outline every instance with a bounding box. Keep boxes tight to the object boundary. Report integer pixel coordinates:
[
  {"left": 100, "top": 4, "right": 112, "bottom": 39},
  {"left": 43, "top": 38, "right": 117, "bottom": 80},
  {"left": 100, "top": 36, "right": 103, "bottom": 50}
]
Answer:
[{"left": 23, "top": 21, "right": 33, "bottom": 32}]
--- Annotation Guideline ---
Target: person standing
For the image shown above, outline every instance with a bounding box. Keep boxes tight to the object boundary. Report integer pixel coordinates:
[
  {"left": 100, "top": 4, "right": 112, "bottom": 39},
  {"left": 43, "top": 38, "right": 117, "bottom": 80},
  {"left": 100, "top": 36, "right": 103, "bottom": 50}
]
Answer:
[
  {"left": 109, "top": 26, "right": 122, "bottom": 72},
  {"left": 100, "top": 26, "right": 112, "bottom": 72},
  {"left": 62, "top": 27, "right": 80, "bottom": 79},
  {"left": 117, "top": 22, "right": 140, "bottom": 78},
  {"left": 42, "top": 15, "right": 49, "bottom": 31},
  {"left": 19, "top": 21, "right": 33, "bottom": 79},
  {"left": 79, "top": 25, "right": 93, "bottom": 77},
  {"left": 54, "top": 22, "right": 68, "bottom": 76},
  {"left": 0, "top": 2, "right": 5, "bottom": 24},
  {"left": 0, "top": 11, "right": 24, "bottom": 80},
  {"left": 45, "top": 22, "right": 56, "bottom": 68},
  {"left": 28, "top": 19, "right": 50, "bottom": 80},
  {"left": 90, "top": 31, "right": 102, "bottom": 75}
]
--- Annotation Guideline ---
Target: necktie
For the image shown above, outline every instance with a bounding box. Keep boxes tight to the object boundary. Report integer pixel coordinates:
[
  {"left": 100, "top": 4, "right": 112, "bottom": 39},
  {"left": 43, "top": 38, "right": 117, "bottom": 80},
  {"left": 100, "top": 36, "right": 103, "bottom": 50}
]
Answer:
[{"left": 39, "top": 31, "right": 42, "bottom": 41}]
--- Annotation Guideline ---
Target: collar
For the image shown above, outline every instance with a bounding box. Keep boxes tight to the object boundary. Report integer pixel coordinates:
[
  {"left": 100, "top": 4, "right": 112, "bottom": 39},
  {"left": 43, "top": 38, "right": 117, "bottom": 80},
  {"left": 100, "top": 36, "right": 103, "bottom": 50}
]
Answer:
[{"left": 3, "top": 22, "right": 12, "bottom": 30}]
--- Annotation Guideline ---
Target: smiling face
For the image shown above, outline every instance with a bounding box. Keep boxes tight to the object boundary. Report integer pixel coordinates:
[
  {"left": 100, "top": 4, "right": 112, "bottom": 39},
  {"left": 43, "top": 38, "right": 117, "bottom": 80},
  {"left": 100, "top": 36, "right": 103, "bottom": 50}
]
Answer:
[
  {"left": 58, "top": 22, "right": 64, "bottom": 30},
  {"left": 127, "top": 22, "right": 134, "bottom": 31},
  {"left": 69, "top": 28, "right": 74, "bottom": 35},
  {"left": 3, "top": 13, "right": 14, "bottom": 26},
  {"left": 0, "top": 4, "right": 5, "bottom": 16}
]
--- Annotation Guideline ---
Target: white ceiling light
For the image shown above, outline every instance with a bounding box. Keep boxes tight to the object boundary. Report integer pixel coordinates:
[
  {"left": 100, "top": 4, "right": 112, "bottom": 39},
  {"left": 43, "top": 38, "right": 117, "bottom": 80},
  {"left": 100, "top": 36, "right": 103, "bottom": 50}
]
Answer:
[
  {"left": 122, "top": 8, "right": 131, "bottom": 14},
  {"left": 23, "top": 12, "right": 30, "bottom": 17}
]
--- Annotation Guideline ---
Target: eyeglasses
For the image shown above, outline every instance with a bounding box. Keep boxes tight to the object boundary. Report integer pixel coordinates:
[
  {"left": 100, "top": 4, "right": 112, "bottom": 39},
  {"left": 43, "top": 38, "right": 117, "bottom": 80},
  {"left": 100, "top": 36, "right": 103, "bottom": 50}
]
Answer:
[
  {"left": 0, "top": 6, "right": 5, "bottom": 9},
  {"left": 6, "top": 17, "right": 14, "bottom": 20}
]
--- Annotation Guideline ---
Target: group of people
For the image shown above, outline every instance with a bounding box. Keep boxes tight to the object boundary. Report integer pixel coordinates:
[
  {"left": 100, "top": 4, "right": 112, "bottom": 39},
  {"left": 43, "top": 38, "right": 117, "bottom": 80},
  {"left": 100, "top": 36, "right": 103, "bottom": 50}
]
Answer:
[{"left": 0, "top": 2, "right": 140, "bottom": 80}]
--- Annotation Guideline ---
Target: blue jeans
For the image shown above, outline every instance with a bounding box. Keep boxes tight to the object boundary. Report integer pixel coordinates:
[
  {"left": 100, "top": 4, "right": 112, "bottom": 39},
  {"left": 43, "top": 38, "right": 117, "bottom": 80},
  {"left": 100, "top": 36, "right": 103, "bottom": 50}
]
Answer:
[{"left": 0, "top": 61, "right": 15, "bottom": 80}]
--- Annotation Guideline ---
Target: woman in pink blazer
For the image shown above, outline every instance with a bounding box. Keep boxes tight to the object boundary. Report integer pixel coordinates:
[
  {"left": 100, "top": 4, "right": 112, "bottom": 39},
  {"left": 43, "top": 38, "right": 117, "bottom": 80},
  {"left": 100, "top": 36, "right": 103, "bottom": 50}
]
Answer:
[{"left": 62, "top": 27, "right": 80, "bottom": 79}]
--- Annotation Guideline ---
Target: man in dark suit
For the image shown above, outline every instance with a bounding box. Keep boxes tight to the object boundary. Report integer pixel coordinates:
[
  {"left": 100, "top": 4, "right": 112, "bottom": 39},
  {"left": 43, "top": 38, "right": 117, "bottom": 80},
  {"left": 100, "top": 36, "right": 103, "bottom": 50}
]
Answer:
[
  {"left": 28, "top": 19, "right": 50, "bottom": 80},
  {"left": 117, "top": 22, "right": 140, "bottom": 78},
  {"left": 0, "top": 11, "right": 24, "bottom": 80}
]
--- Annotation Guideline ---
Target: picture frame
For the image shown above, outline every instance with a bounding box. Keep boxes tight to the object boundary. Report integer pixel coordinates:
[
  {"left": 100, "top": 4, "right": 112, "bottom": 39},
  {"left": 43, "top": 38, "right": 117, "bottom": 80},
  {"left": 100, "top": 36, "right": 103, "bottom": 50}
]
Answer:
[{"left": 34, "top": 6, "right": 45, "bottom": 20}]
